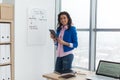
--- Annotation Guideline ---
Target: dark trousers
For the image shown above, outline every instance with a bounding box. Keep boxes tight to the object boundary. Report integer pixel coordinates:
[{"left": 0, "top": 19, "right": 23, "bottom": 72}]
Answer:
[{"left": 55, "top": 54, "right": 74, "bottom": 74}]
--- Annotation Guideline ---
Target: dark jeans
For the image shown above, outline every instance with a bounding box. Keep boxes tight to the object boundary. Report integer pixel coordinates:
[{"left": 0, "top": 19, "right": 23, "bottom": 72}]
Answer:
[{"left": 55, "top": 54, "right": 74, "bottom": 74}]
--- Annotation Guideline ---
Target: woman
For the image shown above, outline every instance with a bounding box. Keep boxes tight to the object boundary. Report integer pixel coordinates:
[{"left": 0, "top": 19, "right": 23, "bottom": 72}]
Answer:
[{"left": 50, "top": 11, "right": 78, "bottom": 74}]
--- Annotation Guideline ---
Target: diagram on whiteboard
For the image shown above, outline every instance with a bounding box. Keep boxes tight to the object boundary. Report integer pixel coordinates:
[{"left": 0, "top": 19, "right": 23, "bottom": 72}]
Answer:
[{"left": 27, "top": 8, "right": 47, "bottom": 46}]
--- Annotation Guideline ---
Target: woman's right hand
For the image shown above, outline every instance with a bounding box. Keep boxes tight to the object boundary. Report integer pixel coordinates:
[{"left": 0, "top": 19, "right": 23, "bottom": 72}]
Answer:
[{"left": 50, "top": 33, "right": 57, "bottom": 42}]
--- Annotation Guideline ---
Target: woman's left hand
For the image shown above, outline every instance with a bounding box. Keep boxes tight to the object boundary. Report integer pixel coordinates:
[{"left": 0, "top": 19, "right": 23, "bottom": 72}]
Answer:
[
  {"left": 57, "top": 38, "right": 70, "bottom": 46},
  {"left": 57, "top": 38, "right": 65, "bottom": 45}
]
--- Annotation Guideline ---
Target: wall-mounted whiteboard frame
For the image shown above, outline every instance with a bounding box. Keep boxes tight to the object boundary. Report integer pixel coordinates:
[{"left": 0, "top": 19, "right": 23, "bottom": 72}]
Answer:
[{"left": 27, "top": 8, "right": 47, "bottom": 46}]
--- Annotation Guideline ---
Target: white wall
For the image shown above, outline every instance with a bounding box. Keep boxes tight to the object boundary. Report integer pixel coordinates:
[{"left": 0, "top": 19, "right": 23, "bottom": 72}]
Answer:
[
  {"left": 2, "top": 0, "right": 14, "bottom": 4},
  {"left": 14, "top": 0, "right": 55, "bottom": 80}
]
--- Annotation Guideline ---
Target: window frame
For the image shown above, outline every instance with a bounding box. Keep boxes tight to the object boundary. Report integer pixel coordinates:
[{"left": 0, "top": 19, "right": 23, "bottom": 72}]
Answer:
[{"left": 56, "top": 0, "right": 120, "bottom": 71}]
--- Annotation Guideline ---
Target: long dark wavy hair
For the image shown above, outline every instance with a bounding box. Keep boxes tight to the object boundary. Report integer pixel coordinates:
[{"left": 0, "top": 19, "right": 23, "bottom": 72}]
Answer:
[{"left": 57, "top": 11, "right": 72, "bottom": 30}]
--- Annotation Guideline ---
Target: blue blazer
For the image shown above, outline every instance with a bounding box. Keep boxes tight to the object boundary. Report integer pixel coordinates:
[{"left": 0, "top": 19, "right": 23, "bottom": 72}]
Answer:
[{"left": 56, "top": 26, "right": 78, "bottom": 52}]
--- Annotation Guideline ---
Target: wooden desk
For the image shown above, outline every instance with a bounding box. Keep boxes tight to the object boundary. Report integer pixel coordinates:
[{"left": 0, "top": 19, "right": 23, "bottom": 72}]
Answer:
[{"left": 43, "top": 69, "right": 94, "bottom": 80}]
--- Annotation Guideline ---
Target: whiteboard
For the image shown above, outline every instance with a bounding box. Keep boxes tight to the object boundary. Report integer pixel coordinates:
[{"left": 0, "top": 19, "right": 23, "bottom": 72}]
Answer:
[{"left": 27, "top": 8, "right": 47, "bottom": 46}]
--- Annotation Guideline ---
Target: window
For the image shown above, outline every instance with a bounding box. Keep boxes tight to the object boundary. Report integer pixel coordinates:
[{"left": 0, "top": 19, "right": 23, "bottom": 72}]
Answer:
[
  {"left": 60, "top": 0, "right": 120, "bottom": 70},
  {"left": 61, "top": 0, "right": 90, "bottom": 69},
  {"left": 61, "top": 0, "right": 90, "bottom": 28},
  {"left": 73, "top": 32, "right": 89, "bottom": 68},
  {"left": 96, "top": 0, "right": 120, "bottom": 68}
]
